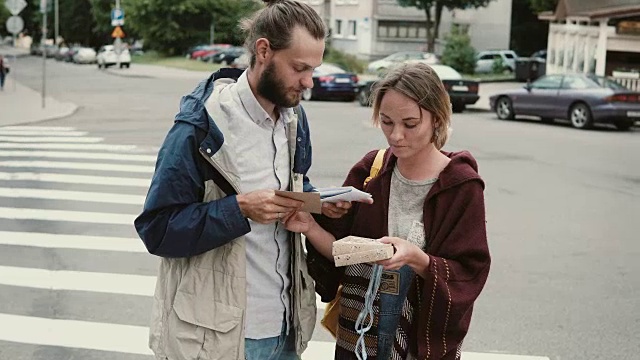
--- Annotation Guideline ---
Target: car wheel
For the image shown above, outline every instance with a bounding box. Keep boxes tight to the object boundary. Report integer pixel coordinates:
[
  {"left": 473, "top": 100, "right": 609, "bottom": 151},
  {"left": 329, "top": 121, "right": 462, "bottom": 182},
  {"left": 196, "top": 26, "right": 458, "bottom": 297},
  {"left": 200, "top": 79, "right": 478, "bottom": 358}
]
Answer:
[
  {"left": 496, "top": 96, "right": 515, "bottom": 120},
  {"left": 540, "top": 117, "right": 554, "bottom": 124},
  {"left": 614, "top": 120, "right": 634, "bottom": 131},
  {"left": 358, "top": 89, "right": 370, "bottom": 107},
  {"left": 452, "top": 103, "right": 465, "bottom": 113},
  {"left": 569, "top": 103, "right": 594, "bottom": 129},
  {"left": 302, "top": 88, "right": 313, "bottom": 101},
  {"left": 97, "top": 63, "right": 102, "bottom": 69}
]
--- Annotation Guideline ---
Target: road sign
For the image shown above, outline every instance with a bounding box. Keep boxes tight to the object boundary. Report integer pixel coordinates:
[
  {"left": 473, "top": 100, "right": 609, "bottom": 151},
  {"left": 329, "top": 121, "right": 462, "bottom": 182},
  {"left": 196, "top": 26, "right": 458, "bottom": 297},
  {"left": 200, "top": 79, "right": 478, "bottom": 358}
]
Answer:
[
  {"left": 5, "top": 0, "right": 27, "bottom": 16},
  {"left": 111, "top": 26, "right": 125, "bottom": 39},
  {"left": 111, "top": 8, "right": 124, "bottom": 26},
  {"left": 6, "top": 15, "right": 24, "bottom": 34}
]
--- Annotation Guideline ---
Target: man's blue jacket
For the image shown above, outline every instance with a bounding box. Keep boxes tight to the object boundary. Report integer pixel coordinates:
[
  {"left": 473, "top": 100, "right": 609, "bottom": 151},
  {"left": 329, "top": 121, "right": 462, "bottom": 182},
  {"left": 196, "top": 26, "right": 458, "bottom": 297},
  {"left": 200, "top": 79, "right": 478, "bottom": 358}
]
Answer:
[{"left": 134, "top": 68, "right": 313, "bottom": 258}]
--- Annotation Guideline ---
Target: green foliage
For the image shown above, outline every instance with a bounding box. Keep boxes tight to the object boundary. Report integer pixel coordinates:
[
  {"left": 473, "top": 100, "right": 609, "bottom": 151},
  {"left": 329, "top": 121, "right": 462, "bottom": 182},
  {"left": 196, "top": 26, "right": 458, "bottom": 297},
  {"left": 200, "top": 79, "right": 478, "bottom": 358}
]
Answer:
[
  {"left": 491, "top": 56, "right": 506, "bottom": 74},
  {"left": 126, "top": 0, "right": 261, "bottom": 56},
  {"left": 511, "top": 0, "right": 549, "bottom": 57},
  {"left": 529, "top": 0, "right": 558, "bottom": 13},
  {"left": 397, "top": 0, "right": 494, "bottom": 52},
  {"left": 323, "top": 46, "right": 366, "bottom": 74},
  {"left": 0, "top": 7, "right": 10, "bottom": 37},
  {"left": 440, "top": 25, "right": 476, "bottom": 74}
]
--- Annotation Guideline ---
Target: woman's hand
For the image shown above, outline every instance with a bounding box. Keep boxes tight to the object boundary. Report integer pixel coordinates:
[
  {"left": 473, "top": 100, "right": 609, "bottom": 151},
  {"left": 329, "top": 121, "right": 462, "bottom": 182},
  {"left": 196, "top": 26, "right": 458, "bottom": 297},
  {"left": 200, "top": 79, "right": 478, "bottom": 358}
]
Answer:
[
  {"left": 282, "top": 211, "right": 316, "bottom": 234},
  {"left": 376, "top": 237, "right": 430, "bottom": 275}
]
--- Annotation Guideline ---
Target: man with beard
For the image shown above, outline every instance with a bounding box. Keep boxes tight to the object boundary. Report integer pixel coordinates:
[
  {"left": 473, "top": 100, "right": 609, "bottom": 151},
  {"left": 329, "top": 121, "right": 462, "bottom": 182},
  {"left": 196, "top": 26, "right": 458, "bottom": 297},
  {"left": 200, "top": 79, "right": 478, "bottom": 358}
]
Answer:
[{"left": 135, "top": 1, "right": 350, "bottom": 360}]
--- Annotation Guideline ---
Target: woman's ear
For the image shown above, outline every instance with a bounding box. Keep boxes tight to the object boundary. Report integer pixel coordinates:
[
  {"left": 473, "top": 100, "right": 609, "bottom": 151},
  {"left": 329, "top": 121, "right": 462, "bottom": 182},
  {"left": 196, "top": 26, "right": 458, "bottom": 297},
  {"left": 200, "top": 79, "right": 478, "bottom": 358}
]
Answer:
[{"left": 255, "top": 38, "right": 271, "bottom": 64}]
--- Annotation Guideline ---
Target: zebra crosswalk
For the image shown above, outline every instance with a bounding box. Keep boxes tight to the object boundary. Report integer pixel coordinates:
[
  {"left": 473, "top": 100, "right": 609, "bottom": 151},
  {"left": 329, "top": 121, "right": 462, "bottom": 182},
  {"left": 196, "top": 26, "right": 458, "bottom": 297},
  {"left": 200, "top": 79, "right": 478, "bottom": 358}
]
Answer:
[{"left": 0, "top": 125, "right": 549, "bottom": 360}]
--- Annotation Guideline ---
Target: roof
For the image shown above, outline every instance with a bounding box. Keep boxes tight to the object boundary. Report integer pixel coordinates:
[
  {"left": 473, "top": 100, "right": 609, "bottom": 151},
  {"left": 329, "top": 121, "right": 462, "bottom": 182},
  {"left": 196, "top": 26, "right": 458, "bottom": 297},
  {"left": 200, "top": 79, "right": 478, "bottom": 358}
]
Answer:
[{"left": 541, "top": 0, "right": 640, "bottom": 20}]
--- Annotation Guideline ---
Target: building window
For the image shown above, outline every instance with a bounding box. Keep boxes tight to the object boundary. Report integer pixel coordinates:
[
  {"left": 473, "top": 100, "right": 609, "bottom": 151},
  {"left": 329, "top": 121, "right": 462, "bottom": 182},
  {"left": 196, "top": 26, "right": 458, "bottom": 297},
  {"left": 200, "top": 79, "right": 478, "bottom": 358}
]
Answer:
[
  {"left": 335, "top": 19, "right": 343, "bottom": 37},
  {"left": 348, "top": 20, "right": 357, "bottom": 37},
  {"left": 378, "top": 20, "right": 426, "bottom": 39}
]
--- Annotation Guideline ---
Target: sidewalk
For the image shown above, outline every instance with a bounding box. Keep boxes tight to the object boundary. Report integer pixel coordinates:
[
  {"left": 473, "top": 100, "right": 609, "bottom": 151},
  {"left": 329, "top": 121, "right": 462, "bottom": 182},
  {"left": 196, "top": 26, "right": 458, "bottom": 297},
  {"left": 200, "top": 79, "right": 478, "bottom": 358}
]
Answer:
[
  {"left": 0, "top": 77, "right": 78, "bottom": 127},
  {"left": 468, "top": 81, "right": 523, "bottom": 111},
  {"left": 104, "top": 63, "right": 210, "bottom": 80}
]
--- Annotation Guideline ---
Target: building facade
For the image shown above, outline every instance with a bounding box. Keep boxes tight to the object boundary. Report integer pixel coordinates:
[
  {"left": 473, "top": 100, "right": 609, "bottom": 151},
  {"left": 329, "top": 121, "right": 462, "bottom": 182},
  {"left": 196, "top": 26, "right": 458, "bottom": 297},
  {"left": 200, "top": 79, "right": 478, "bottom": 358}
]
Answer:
[
  {"left": 540, "top": 0, "right": 640, "bottom": 82},
  {"left": 302, "top": 0, "right": 513, "bottom": 61}
]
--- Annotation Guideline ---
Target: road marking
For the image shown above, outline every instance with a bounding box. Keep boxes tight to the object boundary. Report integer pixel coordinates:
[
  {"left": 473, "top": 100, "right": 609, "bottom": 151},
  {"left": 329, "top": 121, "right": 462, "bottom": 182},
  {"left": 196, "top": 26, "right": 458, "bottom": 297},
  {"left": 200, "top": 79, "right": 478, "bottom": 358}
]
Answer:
[
  {"left": 0, "top": 130, "right": 88, "bottom": 136},
  {"left": 0, "top": 231, "right": 146, "bottom": 252},
  {"left": 0, "top": 266, "right": 155, "bottom": 296},
  {"left": 0, "top": 136, "right": 104, "bottom": 143},
  {"left": 0, "top": 172, "right": 150, "bottom": 187},
  {"left": 0, "top": 207, "right": 135, "bottom": 225},
  {"left": 0, "top": 143, "right": 140, "bottom": 152},
  {"left": 0, "top": 150, "right": 157, "bottom": 162},
  {"left": 0, "top": 187, "right": 145, "bottom": 205},
  {"left": 0, "top": 161, "right": 154, "bottom": 173},
  {"left": 0, "top": 314, "right": 153, "bottom": 355},
  {"left": 0, "top": 314, "right": 550, "bottom": 360},
  {"left": 0, "top": 126, "right": 78, "bottom": 132}
]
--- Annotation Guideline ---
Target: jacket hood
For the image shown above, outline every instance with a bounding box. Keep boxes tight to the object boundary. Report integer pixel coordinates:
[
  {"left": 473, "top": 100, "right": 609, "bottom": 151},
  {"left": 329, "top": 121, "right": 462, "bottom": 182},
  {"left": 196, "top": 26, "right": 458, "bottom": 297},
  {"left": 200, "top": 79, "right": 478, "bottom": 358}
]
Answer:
[
  {"left": 380, "top": 149, "right": 483, "bottom": 196},
  {"left": 174, "top": 68, "right": 245, "bottom": 131}
]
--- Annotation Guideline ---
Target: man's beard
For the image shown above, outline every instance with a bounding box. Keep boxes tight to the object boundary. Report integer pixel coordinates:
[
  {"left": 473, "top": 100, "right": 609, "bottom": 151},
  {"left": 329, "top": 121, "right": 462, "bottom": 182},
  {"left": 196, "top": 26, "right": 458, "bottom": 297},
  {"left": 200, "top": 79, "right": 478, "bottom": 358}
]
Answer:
[{"left": 257, "top": 62, "right": 302, "bottom": 108}]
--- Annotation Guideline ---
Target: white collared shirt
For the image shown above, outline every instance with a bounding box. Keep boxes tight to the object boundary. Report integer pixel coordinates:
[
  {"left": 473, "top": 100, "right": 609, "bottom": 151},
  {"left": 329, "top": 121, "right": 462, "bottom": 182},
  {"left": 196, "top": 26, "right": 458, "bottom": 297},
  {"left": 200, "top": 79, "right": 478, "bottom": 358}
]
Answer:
[{"left": 207, "top": 71, "right": 295, "bottom": 339}]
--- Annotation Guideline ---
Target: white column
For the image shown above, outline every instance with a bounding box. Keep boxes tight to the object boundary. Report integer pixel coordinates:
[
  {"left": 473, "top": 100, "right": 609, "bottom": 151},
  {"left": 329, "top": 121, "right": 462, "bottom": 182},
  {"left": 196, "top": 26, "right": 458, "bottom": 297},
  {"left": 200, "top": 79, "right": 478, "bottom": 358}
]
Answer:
[
  {"left": 583, "top": 34, "right": 591, "bottom": 73},
  {"left": 595, "top": 19, "right": 609, "bottom": 76},
  {"left": 563, "top": 21, "right": 570, "bottom": 73},
  {"left": 572, "top": 26, "right": 581, "bottom": 73},
  {"left": 547, "top": 26, "right": 556, "bottom": 72}
]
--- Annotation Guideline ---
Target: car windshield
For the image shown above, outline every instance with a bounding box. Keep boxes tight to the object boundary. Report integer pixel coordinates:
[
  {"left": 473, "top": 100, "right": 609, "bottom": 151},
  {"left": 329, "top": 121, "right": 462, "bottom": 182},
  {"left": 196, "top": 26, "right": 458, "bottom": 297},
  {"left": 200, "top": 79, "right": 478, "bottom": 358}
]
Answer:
[
  {"left": 586, "top": 75, "right": 629, "bottom": 90},
  {"left": 315, "top": 63, "right": 346, "bottom": 75},
  {"left": 431, "top": 65, "right": 462, "bottom": 80}
]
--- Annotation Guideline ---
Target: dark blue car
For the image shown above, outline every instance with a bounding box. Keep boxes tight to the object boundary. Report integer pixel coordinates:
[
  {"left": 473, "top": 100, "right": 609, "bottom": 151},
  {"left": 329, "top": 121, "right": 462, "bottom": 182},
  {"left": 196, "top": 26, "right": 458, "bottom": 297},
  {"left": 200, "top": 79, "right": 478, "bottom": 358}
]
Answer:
[
  {"left": 302, "top": 63, "right": 359, "bottom": 102},
  {"left": 490, "top": 74, "right": 640, "bottom": 130}
]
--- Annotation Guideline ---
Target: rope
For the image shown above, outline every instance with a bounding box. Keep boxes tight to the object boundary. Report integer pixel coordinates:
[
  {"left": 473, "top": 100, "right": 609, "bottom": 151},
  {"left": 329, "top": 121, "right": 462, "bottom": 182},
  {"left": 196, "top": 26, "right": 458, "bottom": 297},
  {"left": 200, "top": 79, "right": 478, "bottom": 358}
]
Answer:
[{"left": 354, "top": 264, "right": 384, "bottom": 360}]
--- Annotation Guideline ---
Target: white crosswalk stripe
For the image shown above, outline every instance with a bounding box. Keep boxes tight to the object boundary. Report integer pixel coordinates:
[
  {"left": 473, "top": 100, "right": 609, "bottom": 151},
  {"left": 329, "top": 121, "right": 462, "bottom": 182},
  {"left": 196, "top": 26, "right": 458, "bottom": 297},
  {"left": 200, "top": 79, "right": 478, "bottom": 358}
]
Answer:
[{"left": 0, "top": 126, "right": 550, "bottom": 360}]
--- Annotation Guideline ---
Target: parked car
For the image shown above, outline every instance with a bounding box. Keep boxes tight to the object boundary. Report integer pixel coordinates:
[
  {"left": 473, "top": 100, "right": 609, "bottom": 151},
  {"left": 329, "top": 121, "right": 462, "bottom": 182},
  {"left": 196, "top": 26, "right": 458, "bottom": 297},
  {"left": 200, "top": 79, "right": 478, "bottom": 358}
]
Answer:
[
  {"left": 302, "top": 63, "right": 359, "bottom": 102},
  {"left": 211, "top": 47, "right": 246, "bottom": 65},
  {"left": 367, "top": 51, "right": 438, "bottom": 74},
  {"left": 357, "top": 64, "right": 479, "bottom": 112},
  {"left": 489, "top": 73, "right": 640, "bottom": 130},
  {"left": 97, "top": 45, "right": 131, "bottom": 68},
  {"left": 232, "top": 53, "right": 250, "bottom": 70},
  {"left": 64, "top": 46, "right": 81, "bottom": 62},
  {"left": 73, "top": 47, "right": 97, "bottom": 64},
  {"left": 475, "top": 50, "right": 518, "bottom": 73},
  {"left": 191, "top": 44, "right": 233, "bottom": 61},
  {"left": 55, "top": 46, "right": 70, "bottom": 61}
]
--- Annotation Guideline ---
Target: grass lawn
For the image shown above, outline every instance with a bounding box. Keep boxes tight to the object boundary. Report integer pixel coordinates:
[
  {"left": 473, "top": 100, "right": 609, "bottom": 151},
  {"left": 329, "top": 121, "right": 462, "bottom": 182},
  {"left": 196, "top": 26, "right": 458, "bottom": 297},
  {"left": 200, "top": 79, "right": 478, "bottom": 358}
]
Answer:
[
  {"left": 462, "top": 73, "right": 516, "bottom": 82},
  {"left": 132, "top": 51, "right": 223, "bottom": 72}
]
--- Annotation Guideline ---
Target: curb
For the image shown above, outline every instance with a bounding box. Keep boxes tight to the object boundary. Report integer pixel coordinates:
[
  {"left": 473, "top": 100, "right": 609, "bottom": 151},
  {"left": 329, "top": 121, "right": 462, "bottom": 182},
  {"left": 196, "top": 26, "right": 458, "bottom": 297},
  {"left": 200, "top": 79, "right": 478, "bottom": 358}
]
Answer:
[
  {"left": 103, "top": 68, "right": 153, "bottom": 79},
  {"left": 0, "top": 103, "right": 81, "bottom": 128}
]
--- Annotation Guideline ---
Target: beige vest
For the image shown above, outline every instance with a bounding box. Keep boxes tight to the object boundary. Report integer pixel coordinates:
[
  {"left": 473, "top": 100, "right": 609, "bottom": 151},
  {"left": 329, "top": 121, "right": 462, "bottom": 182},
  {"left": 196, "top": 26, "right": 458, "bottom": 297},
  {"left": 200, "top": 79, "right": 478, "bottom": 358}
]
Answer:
[{"left": 148, "top": 82, "right": 317, "bottom": 359}]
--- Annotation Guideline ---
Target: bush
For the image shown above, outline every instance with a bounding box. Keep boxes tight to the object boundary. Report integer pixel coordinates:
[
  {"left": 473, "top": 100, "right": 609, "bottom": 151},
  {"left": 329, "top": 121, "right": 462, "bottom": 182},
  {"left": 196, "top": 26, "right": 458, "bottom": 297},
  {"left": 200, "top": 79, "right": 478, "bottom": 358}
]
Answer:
[
  {"left": 323, "top": 46, "right": 366, "bottom": 74},
  {"left": 440, "top": 25, "right": 476, "bottom": 74},
  {"left": 492, "top": 56, "right": 506, "bottom": 74}
]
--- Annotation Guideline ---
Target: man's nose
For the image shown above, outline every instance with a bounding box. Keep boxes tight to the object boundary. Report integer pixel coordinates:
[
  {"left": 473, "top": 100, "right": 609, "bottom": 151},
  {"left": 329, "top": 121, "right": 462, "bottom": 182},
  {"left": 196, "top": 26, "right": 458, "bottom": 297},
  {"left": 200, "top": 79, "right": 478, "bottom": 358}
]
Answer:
[{"left": 301, "top": 74, "right": 314, "bottom": 89}]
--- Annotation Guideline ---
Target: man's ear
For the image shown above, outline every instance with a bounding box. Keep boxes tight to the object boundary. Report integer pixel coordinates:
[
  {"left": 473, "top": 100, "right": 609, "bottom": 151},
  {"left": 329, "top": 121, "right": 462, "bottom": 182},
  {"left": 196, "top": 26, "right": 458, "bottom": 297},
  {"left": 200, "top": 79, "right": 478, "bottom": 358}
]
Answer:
[{"left": 255, "top": 38, "right": 271, "bottom": 64}]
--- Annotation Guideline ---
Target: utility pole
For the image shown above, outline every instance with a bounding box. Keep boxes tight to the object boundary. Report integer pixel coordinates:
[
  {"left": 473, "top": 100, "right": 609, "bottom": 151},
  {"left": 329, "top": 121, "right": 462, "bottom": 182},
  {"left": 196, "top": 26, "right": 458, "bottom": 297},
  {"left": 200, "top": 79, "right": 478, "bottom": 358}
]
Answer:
[
  {"left": 210, "top": 20, "right": 214, "bottom": 44},
  {"left": 54, "top": 0, "right": 58, "bottom": 45},
  {"left": 41, "top": 0, "right": 47, "bottom": 108}
]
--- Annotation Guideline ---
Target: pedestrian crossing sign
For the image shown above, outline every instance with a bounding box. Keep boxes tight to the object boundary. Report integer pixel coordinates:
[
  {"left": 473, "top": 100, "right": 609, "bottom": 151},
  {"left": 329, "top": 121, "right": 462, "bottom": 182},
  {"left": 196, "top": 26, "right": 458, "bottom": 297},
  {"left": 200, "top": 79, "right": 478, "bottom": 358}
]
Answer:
[{"left": 111, "top": 26, "right": 125, "bottom": 39}]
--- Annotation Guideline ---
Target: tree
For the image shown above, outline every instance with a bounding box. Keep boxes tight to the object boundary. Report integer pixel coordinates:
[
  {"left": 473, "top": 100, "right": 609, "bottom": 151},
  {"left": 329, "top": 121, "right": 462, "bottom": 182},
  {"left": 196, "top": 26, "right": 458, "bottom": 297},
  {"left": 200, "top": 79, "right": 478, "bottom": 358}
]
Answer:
[
  {"left": 440, "top": 24, "right": 475, "bottom": 74},
  {"left": 511, "top": 0, "right": 549, "bottom": 57},
  {"left": 397, "top": 0, "right": 494, "bottom": 53},
  {"left": 126, "top": 0, "right": 261, "bottom": 56},
  {"left": 529, "top": 0, "right": 558, "bottom": 13}
]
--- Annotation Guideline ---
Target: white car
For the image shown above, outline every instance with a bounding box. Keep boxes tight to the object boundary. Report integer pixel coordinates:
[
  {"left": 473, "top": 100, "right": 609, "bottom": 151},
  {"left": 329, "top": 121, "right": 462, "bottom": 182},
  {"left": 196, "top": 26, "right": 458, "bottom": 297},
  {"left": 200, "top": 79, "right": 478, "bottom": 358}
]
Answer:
[
  {"left": 97, "top": 45, "right": 131, "bottom": 69},
  {"left": 72, "top": 47, "right": 97, "bottom": 64},
  {"left": 475, "top": 50, "right": 518, "bottom": 73},
  {"left": 367, "top": 51, "right": 438, "bottom": 74}
]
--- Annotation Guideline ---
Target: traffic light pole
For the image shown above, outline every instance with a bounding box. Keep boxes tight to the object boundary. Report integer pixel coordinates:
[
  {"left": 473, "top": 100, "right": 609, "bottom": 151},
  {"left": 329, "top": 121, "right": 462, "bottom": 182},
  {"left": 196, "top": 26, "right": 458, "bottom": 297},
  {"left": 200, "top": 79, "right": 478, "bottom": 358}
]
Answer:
[{"left": 42, "top": 0, "right": 47, "bottom": 108}]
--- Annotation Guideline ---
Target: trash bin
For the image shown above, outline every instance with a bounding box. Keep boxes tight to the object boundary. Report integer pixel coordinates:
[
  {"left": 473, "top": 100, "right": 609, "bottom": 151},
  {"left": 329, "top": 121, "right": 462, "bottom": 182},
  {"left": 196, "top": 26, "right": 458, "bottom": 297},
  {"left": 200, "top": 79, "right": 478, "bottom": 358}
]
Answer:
[
  {"left": 515, "top": 58, "right": 531, "bottom": 82},
  {"left": 515, "top": 58, "right": 546, "bottom": 82}
]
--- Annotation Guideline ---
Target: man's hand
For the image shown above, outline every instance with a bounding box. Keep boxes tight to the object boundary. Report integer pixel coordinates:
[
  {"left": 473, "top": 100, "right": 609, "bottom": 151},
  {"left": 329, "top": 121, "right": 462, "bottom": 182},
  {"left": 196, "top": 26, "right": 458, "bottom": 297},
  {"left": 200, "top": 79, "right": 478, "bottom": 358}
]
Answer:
[
  {"left": 321, "top": 201, "right": 352, "bottom": 219},
  {"left": 236, "top": 189, "right": 303, "bottom": 224}
]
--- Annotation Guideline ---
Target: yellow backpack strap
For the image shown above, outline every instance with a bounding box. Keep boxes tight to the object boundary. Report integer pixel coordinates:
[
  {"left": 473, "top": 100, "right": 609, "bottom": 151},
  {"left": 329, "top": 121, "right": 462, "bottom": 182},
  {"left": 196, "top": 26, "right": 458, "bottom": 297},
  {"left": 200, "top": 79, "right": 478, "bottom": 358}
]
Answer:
[{"left": 363, "top": 149, "right": 386, "bottom": 187}]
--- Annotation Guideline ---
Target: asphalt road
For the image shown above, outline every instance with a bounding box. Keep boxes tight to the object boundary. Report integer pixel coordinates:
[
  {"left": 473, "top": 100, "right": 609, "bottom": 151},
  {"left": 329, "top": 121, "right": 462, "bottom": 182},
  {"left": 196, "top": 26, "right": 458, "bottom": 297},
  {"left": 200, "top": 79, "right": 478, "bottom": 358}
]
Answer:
[{"left": 1, "top": 57, "right": 639, "bottom": 360}]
